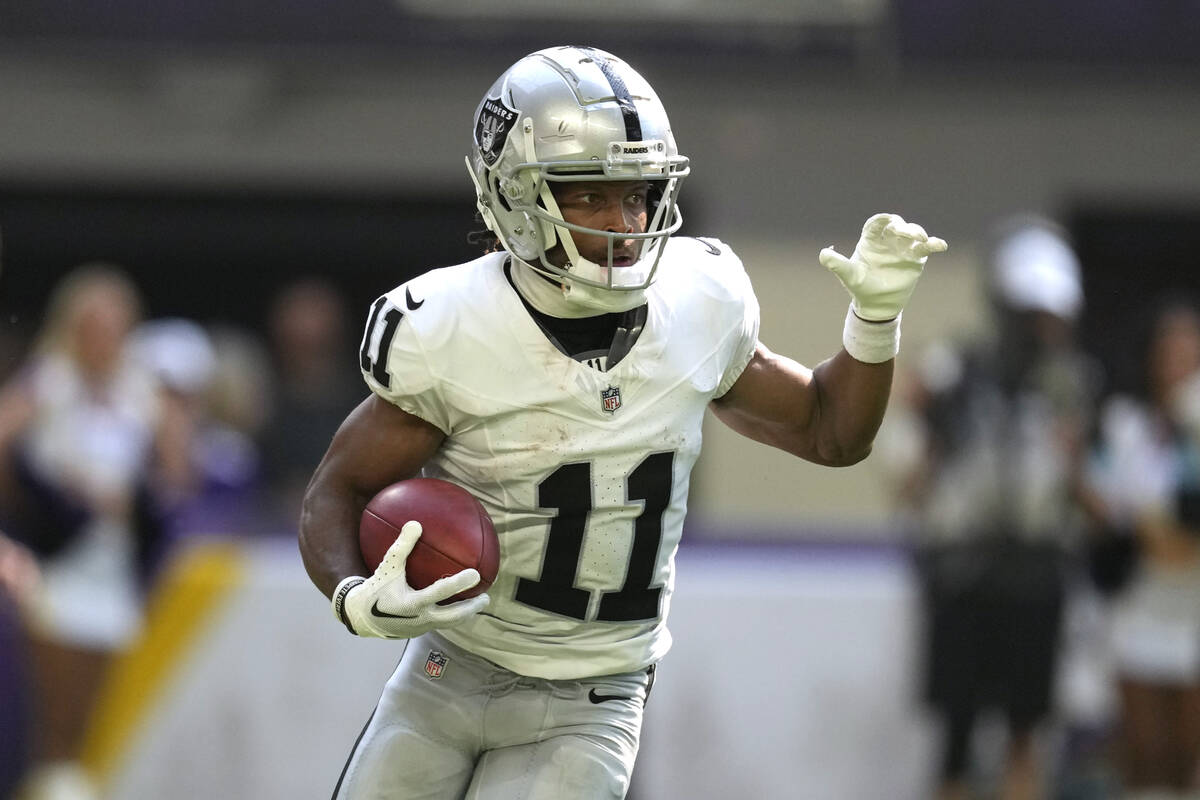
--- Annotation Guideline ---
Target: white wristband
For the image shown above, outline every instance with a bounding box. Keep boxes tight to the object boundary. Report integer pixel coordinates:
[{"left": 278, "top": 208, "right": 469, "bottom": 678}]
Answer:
[{"left": 842, "top": 304, "right": 901, "bottom": 363}]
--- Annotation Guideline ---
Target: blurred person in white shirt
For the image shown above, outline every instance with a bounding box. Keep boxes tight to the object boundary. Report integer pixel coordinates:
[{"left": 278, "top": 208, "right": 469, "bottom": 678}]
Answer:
[
  {"left": 0, "top": 264, "right": 192, "bottom": 800},
  {"left": 1085, "top": 300, "right": 1200, "bottom": 798}
]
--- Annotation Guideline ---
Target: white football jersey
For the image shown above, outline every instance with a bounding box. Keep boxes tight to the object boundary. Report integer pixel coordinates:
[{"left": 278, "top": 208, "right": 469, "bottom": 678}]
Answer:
[{"left": 359, "top": 237, "right": 759, "bottom": 679}]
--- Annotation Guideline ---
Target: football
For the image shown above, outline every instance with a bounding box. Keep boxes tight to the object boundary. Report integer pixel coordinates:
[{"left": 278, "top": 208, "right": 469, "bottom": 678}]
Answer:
[{"left": 360, "top": 477, "right": 500, "bottom": 604}]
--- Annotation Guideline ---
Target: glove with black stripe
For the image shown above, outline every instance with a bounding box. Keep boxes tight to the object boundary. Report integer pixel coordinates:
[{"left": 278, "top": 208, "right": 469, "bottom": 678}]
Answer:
[{"left": 332, "top": 520, "right": 489, "bottom": 639}]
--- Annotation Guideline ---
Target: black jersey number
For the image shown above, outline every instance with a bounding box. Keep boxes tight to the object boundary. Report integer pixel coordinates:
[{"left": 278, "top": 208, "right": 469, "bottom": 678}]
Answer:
[
  {"left": 514, "top": 451, "right": 675, "bottom": 622},
  {"left": 359, "top": 296, "right": 404, "bottom": 389}
]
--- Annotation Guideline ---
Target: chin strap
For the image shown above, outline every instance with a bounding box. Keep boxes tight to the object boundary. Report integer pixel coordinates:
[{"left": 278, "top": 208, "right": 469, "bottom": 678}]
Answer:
[
  {"left": 511, "top": 257, "right": 646, "bottom": 317},
  {"left": 560, "top": 275, "right": 648, "bottom": 314},
  {"left": 510, "top": 259, "right": 583, "bottom": 318}
]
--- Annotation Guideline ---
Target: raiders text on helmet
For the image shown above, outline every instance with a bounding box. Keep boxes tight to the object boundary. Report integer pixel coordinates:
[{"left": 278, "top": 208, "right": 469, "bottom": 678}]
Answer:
[{"left": 466, "top": 46, "right": 689, "bottom": 312}]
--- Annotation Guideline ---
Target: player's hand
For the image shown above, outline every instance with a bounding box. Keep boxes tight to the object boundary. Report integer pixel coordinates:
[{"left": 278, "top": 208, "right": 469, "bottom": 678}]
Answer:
[
  {"left": 333, "top": 521, "right": 489, "bottom": 639},
  {"left": 819, "top": 213, "right": 947, "bottom": 321}
]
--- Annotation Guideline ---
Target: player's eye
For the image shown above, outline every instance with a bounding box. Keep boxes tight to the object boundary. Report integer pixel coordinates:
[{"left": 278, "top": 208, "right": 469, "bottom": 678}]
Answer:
[{"left": 563, "top": 191, "right": 600, "bottom": 207}]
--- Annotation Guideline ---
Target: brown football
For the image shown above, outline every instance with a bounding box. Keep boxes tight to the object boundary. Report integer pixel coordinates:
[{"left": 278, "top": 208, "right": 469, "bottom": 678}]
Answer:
[{"left": 360, "top": 478, "right": 499, "bottom": 604}]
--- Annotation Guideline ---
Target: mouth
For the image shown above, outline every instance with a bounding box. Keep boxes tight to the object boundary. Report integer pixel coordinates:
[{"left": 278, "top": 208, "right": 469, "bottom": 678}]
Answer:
[
  {"left": 583, "top": 253, "right": 636, "bottom": 268},
  {"left": 598, "top": 244, "right": 639, "bottom": 268}
]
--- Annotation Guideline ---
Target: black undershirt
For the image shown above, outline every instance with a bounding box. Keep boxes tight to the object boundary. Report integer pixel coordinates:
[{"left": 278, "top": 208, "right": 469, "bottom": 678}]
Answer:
[{"left": 504, "top": 262, "right": 646, "bottom": 371}]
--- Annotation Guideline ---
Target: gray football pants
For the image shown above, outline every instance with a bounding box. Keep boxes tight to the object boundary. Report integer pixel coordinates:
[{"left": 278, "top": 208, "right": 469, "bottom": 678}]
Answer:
[{"left": 332, "top": 631, "right": 655, "bottom": 800}]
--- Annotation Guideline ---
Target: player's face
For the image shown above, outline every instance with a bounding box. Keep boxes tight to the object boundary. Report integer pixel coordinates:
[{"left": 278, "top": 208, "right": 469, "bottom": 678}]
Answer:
[{"left": 547, "top": 180, "right": 649, "bottom": 268}]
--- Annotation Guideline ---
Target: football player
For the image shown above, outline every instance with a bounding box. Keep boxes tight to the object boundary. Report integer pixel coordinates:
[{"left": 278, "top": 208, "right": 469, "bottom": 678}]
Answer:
[{"left": 299, "top": 45, "right": 946, "bottom": 800}]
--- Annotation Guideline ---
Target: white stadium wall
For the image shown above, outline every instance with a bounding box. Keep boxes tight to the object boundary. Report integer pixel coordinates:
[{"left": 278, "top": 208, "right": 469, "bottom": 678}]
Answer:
[{"left": 85, "top": 538, "right": 932, "bottom": 800}]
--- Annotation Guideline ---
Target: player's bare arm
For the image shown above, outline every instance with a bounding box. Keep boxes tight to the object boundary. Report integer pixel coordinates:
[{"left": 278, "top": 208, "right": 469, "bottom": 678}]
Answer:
[
  {"left": 298, "top": 394, "right": 444, "bottom": 600},
  {"left": 711, "top": 343, "right": 892, "bottom": 467},
  {"left": 713, "top": 212, "right": 946, "bottom": 466}
]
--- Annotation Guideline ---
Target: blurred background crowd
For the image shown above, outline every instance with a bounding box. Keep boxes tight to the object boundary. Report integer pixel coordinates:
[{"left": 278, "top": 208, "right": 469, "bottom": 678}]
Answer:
[
  {"left": 0, "top": 265, "right": 362, "bottom": 800},
  {"left": 1, "top": 1, "right": 1200, "bottom": 799}
]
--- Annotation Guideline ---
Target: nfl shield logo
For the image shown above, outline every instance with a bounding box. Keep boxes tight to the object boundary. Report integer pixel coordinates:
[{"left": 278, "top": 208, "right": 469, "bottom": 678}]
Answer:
[
  {"left": 424, "top": 650, "right": 448, "bottom": 680},
  {"left": 601, "top": 386, "right": 622, "bottom": 414}
]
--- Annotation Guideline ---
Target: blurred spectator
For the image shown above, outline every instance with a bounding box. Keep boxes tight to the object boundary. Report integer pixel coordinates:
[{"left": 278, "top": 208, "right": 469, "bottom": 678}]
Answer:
[
  {"left": 1084, "top": 300, "right": 1200, "bottom": 797},
  {"left": 134, "top": 319, "right": 274, "bottom": 540},
  {"left": 186, "top": 323, "right": 273, "bottom": 534},
  {"left": 129, "top": 317, "right": 216, "bottom": 543},
  {"left": 0, "top": 263, "right": 191, "bottom": 800},
  {"left": 258, "top": 278, "right": 362, "bottom": 527},
  {"left": 886, "top": 217, "right": 1101, "bottom": 800}
]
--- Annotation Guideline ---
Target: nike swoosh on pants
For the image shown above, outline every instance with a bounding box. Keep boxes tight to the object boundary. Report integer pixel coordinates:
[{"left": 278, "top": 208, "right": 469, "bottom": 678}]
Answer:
[{"left": 588, "top": 689, "right": 630, "bottom": 704}]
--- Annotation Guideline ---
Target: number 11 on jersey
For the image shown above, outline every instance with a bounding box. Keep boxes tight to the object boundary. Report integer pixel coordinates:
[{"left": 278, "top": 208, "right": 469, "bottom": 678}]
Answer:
[{"left": 515, "top": 452, "right": 675, "bottom": 623}]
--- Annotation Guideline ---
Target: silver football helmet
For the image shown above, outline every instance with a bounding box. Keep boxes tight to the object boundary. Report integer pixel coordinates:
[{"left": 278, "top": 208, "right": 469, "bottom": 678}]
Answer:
[{"left": 466, "top": 46, "right": 689, "bottom": 312}]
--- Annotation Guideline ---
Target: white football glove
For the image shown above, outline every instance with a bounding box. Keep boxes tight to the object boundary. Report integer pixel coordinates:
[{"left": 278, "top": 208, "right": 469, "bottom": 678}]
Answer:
[
  {"left": 332, "top": 520, "right": 489, "bottom": 639},
  {"left": 819, "top": 213, "right": 948, "bottom": 321}
]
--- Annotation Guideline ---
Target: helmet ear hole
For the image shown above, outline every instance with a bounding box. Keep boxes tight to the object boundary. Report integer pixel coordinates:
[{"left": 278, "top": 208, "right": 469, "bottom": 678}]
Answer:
[{"left": 485, "top": 175, "right": 511, "bottom": 213}]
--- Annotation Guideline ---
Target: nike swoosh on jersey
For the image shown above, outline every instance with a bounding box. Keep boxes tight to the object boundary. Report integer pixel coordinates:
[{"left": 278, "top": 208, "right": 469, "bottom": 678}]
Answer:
[
  {"left": 371, "top": 600, "right": 418, "bottom": 620},
  {"left": 588, "top": 689, "right": 630, "bottom": 704},
  {"left": 405, "top": 287, "right": 424, "bottom": 310}
]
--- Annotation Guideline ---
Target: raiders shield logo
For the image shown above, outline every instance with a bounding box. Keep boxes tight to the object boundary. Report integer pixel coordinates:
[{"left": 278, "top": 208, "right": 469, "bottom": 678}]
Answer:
[
  {"left": 424, "top": 650, "right": 449, "bottom": 680},
  {"left": 601, "top": 386, "right": 622, "bottom": 413},
  {"left": 475, "top": 96, "right": 518, "bottom": 166}
]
